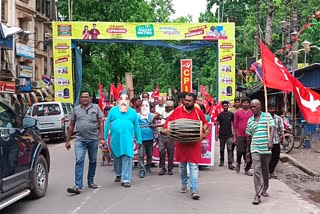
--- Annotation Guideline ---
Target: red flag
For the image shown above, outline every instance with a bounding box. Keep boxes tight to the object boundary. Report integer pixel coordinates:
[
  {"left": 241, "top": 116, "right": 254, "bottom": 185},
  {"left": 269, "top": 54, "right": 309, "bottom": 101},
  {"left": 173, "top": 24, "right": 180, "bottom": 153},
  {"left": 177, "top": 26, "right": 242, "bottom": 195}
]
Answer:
[
  {"left": 151, "top": 86, "right": 160, "bottom": 99},
  {"left": 98, "top": 83, "right": 106, "bottom": 111},
  {"left": 110, "top": 84, "right": 119, "bottom": 100},
  {"left": 200, "top": 85, "right": 214, "bottom": 103},
  {"left": 117, "top": 83, "right": 124, "bottom": 92},
  {"left": 291, "top": 77, "right": 320, "bottom": 124},
  {"left": 209, "top": 102, "right": 222, "bottom": 123},
  {"left": 110, "top": 84, "right": 115, "bottom": 97},
  {"left": 260, "top": 40, "right": 294, "bottom": 91}
]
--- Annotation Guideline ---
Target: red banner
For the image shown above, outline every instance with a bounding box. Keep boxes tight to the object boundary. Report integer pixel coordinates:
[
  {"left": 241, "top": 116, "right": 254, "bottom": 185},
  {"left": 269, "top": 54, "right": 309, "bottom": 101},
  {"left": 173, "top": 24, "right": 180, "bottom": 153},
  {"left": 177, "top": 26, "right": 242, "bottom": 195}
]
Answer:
[
  {"left": 131, "top": 123, "right": 215, "bottom": 166},
  {"left": 180, "top": 59, "right": 192, "bottom": 92}
]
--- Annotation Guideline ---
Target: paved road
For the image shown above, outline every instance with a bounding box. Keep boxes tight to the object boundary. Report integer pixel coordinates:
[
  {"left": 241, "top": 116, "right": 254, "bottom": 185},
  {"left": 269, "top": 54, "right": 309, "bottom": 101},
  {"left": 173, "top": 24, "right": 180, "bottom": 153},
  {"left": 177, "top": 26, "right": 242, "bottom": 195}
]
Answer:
[{"left": 1, "top": 140, "right": 320, "bottom": 214}]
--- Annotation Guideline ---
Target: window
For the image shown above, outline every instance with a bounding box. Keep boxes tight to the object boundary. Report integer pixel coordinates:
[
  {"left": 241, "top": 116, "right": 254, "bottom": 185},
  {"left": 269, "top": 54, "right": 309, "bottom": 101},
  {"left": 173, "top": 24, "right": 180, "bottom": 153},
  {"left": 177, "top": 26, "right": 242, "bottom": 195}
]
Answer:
[
  {"left": 32, "top": 104, "right": 61, "bottom": 117},
  {"left": 36, "top": 0, "right": 41, "bottom": 12},
  {"left": 62, "top": 103, "right": 68, "bottom": 114},
  {"left": 0, "top": 104, "right": 18, "bottom": 129},
  {"left": 42, "top": 0, "right": 45, "bottom": 14},
  {"left": 18, "top": 19, "right": 29, "bottom": 42},
  {"left": 43, "top": 33, "right": 47, "bottom": 51},
  {"left": 45, "top": 0, "right": 51, "bottom": 18},
  {"left": 1, "top": 0, "right": 7, "bottom": 21},
  {"left": 66, "top": 104, "right": 72, "bottom": 114}
]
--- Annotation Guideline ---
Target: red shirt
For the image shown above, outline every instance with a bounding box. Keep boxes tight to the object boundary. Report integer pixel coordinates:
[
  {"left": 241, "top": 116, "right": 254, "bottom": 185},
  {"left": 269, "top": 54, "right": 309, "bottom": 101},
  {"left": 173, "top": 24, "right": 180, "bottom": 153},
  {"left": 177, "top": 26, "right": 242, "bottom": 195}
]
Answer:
[
  {"left": 164, "top": 106, "right": 208, "bottom": 163},
  {"left": 233, "top": 108, "right": 253, "bottom": 137}
]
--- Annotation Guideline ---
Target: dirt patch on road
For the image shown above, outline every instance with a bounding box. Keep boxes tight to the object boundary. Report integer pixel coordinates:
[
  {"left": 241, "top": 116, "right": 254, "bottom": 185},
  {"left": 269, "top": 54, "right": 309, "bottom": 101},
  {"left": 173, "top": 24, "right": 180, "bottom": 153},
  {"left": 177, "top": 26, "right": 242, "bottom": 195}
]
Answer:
[{"left": 276, "top": 161, "right": 320, "bottom": 207}]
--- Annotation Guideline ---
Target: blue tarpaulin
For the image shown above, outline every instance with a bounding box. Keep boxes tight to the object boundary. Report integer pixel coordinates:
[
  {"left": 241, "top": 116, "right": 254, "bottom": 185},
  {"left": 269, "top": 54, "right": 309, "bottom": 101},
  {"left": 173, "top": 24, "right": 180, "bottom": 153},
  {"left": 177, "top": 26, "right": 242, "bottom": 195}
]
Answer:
[{"left": 0, "top": 37, "right": 13, "bottom": 49}]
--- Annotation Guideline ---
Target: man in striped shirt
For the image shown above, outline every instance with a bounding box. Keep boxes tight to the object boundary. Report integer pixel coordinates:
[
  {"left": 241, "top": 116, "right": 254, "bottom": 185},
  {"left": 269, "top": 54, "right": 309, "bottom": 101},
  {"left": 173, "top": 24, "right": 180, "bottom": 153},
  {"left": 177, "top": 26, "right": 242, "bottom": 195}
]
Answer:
[
  {"left": 268, "top": 104, "right": 285, "bottom": 179},
  {"left": 246, "top": 99, "right": 275, "bottom": 205}
]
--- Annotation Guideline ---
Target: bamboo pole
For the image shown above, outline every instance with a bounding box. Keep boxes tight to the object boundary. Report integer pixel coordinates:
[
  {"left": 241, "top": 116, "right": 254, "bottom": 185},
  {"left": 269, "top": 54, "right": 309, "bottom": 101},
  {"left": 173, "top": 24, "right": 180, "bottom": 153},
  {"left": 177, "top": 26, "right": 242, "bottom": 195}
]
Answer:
[{"left": 264, "top": 85, "right": 270, "bottom": 141}]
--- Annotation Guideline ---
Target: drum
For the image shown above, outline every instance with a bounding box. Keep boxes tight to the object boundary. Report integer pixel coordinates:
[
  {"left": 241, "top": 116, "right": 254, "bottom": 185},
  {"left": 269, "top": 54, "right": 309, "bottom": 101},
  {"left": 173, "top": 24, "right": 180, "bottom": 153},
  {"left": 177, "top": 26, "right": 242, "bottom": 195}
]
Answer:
[{"left": 167, "top": 119, "right": 206, "bottom": 143}]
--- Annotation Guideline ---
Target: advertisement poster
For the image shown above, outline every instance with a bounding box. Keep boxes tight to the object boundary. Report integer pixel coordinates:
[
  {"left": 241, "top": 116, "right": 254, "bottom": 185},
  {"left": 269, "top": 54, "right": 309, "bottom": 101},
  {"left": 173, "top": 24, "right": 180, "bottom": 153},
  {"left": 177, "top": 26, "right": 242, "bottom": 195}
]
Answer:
[
  {"left": 52, "top": 22, "right": 235, "bottom": 41},
  {"left": 217, "top": 40, "right": 236, "bottom": 102},
  {"left": 131, "top": 123, "right": 215, "bottom": 166},
  {"left": 180, "top": 59, "right": 192, "bottom": 93},
  {"left": 52, "top": 39, "right": 74, "bottom": 103}
]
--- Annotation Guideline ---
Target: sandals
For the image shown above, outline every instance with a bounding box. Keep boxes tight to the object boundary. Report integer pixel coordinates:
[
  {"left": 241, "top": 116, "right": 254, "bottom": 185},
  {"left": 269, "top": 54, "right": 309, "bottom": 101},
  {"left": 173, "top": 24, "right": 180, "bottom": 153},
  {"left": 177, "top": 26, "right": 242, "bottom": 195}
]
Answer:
[
  {"left": 88, "top": 183, "right": 99, "bottom": 189},
  {"left": 191, "top": 192, "right": 200, "bottom": 200},
  {"left": 121, "top": 182, "right": 131, "bottom": 188},
  {"left": 67, "top": 186, "right": 81, "bottom": 194}
]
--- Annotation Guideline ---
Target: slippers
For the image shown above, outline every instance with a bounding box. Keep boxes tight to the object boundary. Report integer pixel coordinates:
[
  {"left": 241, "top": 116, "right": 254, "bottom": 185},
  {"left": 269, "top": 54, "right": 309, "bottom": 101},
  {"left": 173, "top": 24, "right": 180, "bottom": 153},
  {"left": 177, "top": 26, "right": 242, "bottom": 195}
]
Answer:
[
  {"left": 88, "top": 183, "right": 99, "bottom": 189},
  {"left": 67, "top": 186, "right": 81, "bottom": 194}
]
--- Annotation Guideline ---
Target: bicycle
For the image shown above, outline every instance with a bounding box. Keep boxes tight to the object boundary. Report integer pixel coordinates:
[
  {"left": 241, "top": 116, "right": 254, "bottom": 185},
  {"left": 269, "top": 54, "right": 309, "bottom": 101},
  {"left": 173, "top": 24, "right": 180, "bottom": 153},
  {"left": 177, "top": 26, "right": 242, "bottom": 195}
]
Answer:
[
  {"left": 293, "top": 120, "right": 320, "bottom": 153},
  {"left": 310, "top": 125, "right": 320, "bottom": 153},
  {"left": 293, "top": 122, "right": 305, "bottom": 149}
]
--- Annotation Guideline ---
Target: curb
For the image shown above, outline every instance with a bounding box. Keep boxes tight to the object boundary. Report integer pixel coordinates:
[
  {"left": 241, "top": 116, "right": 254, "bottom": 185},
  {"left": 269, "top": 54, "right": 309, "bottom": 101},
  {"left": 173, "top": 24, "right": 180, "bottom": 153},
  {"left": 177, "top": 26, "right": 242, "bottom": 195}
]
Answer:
[{"left": 280, "top": 153, "right": 319, "bottom": 176}]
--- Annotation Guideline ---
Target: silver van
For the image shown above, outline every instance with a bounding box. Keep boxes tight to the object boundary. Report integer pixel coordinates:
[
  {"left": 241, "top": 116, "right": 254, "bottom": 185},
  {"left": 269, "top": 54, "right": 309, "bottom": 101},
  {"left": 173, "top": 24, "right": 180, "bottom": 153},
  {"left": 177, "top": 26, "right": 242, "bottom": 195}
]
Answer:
[{"left": 30, "top": 102, "right": 72, "bottom": 140}]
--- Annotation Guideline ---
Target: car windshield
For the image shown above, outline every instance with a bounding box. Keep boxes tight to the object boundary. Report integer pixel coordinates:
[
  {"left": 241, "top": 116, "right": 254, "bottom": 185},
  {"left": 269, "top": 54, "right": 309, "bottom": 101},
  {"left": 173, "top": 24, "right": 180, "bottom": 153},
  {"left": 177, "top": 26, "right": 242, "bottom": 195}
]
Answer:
[{"left": 32, "top": 104, "right": 61, "bottom": 116}]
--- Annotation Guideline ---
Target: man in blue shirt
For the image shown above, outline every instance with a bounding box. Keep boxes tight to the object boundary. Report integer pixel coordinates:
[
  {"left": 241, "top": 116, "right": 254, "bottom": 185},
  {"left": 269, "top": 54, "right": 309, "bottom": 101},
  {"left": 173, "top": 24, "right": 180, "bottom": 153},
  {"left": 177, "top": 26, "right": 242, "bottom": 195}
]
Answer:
[
  {"left": 104, "top": 90, "right": 142, "bottom": 188},
  {"left": 137, "top": 99, "right": 158, "bottom": 178}
]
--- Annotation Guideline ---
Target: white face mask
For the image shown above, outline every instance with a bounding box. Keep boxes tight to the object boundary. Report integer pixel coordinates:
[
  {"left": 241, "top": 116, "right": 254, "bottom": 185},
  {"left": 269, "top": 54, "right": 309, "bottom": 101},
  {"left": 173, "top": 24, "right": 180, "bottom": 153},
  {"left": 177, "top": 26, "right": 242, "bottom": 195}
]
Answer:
[
  {"left": 119, "top": 94, "right": 129, "bottom": 112},
  {"left": 140, "top": 100, "right": 150, "bottom": 116}
]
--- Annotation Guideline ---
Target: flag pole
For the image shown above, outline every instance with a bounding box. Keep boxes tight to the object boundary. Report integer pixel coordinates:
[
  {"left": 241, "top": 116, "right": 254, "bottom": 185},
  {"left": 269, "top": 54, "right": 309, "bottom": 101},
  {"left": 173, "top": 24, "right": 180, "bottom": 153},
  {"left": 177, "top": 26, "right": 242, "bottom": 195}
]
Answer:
[
  {"left": 263, "top": 85, "right": 270, "bottom": 141},
  {"left": 260, "top": 40, "right": 270, "bottom": 141}
]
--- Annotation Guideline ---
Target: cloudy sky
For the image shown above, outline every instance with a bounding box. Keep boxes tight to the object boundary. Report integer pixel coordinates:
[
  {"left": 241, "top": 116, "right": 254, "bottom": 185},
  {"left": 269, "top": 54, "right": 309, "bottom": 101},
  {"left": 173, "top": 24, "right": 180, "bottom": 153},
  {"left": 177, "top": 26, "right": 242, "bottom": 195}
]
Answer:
[{"left": 171, "top": 0, "right": 207, "bottom": 22}]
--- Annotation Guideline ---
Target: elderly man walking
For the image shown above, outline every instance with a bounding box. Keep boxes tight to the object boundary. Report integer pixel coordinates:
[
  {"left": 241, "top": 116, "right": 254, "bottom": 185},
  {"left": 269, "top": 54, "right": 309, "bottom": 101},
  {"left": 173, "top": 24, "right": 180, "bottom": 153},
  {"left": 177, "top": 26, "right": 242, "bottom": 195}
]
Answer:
[{"left": 246, "top": 99, "right": 275, "bottom": 205}]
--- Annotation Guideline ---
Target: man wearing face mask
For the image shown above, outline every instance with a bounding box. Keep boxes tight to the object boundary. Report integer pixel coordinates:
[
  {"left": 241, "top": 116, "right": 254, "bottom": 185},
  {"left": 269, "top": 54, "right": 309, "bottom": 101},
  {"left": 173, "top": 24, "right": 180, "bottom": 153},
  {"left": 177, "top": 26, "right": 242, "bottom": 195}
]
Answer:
[
  {"left": 137, "top": 99, "right": 158, "bottom": 178},
  {"left": 104, "top": 90, "right": 142, "bottom": 188}
]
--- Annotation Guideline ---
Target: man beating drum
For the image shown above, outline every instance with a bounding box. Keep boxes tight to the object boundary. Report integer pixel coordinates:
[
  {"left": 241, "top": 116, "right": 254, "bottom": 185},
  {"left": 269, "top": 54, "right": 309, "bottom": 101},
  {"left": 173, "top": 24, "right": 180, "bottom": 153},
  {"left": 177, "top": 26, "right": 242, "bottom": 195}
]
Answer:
[{"left": 163, "top": 93, "right": 209, "bottom": 200}]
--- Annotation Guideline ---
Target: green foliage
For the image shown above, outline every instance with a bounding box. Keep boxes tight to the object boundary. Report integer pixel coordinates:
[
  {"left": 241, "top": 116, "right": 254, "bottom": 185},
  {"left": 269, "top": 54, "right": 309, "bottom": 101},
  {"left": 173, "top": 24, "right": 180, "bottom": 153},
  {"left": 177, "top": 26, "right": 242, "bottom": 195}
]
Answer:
[{"left": 56, "top": 0, "right": 320, "bottom": 99}]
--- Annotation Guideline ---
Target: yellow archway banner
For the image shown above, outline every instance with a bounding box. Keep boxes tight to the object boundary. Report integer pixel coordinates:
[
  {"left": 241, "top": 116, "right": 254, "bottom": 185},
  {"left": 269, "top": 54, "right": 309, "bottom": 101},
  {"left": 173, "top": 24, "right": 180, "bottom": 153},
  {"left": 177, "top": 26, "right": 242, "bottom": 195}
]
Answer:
[
  {"left": 52, "top": 22, "right": 235, "bottom": 40},
  {"left": 52, "top": 22, "right": 235, "bottom": 104}
]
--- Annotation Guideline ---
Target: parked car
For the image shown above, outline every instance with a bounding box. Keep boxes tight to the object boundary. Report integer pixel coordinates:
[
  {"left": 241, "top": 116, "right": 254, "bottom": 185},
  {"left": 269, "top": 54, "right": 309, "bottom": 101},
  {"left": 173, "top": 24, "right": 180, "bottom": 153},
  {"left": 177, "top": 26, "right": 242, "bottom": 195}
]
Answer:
[
  {"left": 29, "top": 102, "right": 72, "bottom": 141},
  {"left": 0, "top": 99, "right": 50, "bottom": 210}
]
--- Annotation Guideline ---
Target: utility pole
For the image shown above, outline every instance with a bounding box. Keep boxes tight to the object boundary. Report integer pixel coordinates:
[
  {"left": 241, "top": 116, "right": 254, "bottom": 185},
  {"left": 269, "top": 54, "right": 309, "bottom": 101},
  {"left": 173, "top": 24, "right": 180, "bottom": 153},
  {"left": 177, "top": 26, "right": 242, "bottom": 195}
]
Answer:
[
  {"left": 68, "top": 0, "right": 72, "bottom": 21},
  {"left": 290, "top": 12, "right": 299, "bottom": 120},
  {"left": 255, "top": 0, "right": 260, "bottom": 61},
  {"left": 11, "top": 0, "right": 16, "bottom": 78},
  {"left": 0, "top": 0, "right": 2, "bottom": 76}
]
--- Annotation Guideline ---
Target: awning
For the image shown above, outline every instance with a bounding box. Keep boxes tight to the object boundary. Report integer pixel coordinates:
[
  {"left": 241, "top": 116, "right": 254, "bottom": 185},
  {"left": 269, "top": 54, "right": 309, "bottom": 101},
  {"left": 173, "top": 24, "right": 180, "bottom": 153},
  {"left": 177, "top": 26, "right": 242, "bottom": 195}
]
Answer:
[{"left": 0, "top": 23, "right": 23, "bottom": 38}]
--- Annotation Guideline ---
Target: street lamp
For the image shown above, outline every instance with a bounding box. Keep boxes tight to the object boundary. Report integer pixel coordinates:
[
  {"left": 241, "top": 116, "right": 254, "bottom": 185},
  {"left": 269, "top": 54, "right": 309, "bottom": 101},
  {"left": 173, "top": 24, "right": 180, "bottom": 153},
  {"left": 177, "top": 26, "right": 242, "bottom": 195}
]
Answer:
[
  {"left": 301, "top": 40, "right": 311, "bottom": 67},
  {"left": 279, "top": 21, "right": 288, "bottom": 47}
]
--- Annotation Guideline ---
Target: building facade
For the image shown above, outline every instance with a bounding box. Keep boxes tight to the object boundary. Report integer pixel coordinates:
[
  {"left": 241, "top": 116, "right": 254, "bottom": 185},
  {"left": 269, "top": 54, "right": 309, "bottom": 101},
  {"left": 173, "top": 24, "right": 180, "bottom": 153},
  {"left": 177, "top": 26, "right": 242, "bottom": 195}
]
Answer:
[{"left": 0, "top": 0, "right": 56, "bottom": 109}]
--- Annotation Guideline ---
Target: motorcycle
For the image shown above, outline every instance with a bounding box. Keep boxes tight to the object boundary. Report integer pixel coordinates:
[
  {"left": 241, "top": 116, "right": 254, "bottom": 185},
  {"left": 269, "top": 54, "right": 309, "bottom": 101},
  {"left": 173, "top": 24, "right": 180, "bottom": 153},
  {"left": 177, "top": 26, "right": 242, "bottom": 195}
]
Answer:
[{"left": 280, "top": 115, "right": 294, "bottom": 154}]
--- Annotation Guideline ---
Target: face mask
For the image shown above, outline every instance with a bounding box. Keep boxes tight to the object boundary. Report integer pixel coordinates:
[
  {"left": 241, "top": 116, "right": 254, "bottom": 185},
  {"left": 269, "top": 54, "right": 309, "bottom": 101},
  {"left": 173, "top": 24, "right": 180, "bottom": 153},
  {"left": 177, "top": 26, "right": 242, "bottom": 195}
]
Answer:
[
  {"left": 140, "top": 100, "right": 150, "bottom": 116},
  {"left": 119, "top": 94, "right": 129, "bottom": 112}
]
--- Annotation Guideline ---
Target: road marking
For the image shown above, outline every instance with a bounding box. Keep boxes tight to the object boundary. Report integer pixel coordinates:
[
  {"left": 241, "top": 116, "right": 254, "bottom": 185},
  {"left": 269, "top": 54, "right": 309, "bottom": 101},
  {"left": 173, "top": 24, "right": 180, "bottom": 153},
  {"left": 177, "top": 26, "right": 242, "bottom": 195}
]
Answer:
[{"left": 69, "top": 187, "right": 101, "bottom": 214}]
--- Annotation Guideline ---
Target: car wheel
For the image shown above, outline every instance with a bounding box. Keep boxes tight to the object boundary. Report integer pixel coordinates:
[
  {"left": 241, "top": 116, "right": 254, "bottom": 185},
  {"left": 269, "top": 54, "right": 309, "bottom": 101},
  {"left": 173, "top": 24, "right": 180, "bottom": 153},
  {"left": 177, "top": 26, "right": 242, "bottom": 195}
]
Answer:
[{"left": 29, "top": 155, "right": 48, "bottom": 199}]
